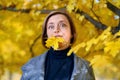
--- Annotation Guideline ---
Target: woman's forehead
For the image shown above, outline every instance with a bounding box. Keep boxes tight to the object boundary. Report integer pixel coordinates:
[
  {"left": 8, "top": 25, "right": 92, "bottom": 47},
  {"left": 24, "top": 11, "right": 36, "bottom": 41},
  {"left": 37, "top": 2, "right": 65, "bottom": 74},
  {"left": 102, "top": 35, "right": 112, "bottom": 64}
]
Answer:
[{"left": 47, "top": 14, "right": 69, "bottom": 24}]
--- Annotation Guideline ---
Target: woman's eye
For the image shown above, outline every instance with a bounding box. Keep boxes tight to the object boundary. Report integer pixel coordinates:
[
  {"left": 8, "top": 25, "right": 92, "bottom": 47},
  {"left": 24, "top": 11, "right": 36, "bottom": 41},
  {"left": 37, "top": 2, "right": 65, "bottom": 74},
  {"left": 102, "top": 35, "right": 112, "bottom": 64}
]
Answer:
[
  {"left": 48, "top": 25, "right": 54, "bottom": 29},
  {"left": 60, "top": 23, "right": 67, "bottom": 27}
]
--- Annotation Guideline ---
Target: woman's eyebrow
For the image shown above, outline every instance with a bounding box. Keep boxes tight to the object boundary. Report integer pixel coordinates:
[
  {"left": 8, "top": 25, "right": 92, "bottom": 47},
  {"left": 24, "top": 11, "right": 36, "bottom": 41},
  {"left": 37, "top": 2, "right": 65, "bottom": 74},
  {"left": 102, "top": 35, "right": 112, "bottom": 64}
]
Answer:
[
  {"left": 48, "top": 22, "right": 54, "bottom": 25},
  {"left": 59, "top": 20, "right": 68, "bottom": 23}
]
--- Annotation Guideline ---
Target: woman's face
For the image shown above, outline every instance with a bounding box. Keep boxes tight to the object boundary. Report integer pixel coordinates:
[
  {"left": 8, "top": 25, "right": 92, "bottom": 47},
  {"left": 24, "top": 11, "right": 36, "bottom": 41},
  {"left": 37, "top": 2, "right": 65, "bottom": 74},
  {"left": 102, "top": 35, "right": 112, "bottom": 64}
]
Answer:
[{"left": 46, "top": 14, "right": 72, "bottom": 50}]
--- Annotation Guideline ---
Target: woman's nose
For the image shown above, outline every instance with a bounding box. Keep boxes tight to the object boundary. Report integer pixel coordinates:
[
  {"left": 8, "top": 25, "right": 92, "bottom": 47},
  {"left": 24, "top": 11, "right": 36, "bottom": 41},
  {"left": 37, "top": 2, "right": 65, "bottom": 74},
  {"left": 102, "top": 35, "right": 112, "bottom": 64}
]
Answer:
[{"left": 54, "top": 27, "right": 60, "bottom": 33}]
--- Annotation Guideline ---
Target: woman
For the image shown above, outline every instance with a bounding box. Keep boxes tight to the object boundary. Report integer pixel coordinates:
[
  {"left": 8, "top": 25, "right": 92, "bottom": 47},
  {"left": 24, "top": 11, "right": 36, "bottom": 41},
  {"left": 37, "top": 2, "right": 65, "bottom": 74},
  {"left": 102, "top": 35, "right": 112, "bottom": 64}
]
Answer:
[{"left": 21, "top": 11, "right": 95, "bottom": 80}]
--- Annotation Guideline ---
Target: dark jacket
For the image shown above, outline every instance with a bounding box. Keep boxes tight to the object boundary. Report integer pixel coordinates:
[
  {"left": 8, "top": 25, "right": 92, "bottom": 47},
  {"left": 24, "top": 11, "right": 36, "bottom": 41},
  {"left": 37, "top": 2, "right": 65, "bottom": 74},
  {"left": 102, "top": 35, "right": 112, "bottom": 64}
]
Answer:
[{"left": 21, "top": 51, "right": 95, "bottom": 80}]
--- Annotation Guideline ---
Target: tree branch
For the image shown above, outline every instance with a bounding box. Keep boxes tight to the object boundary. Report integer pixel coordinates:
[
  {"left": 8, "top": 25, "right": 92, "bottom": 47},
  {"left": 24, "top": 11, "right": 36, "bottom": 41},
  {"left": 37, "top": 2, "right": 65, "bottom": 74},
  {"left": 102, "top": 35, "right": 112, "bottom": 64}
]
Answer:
[
  {"left": 106, "top": 1, "right": 120, "bottom": 34},
  {"left": 0, "top": 5, "right": 31, "bottom": 13},
  {"left": 91, "top": 0, "right": 101, "bottom": 22},
  {"left": 30, "top": 34, "right": 41, "bottom": 57},
  {"left": 0, "top": 5, "right": 66, "bottom": 14},
  {"left": 75, "top": 9, "right": 107, "bottom": 30},
  {"left": 106, "top": 1, "right": 120, "bottom": 16}
]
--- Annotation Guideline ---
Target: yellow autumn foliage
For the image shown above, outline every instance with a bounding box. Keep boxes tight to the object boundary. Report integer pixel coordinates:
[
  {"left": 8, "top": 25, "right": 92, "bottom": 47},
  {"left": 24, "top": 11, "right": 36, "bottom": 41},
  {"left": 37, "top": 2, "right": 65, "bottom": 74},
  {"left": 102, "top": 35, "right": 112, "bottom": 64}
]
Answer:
[
  {"left": 67, "top": 27, "right": 120, "bottom": 68},
  {"left": 90, "top": 55, "right": 111, "bottom": 67},
  {"left": 0, "top": 0, "right": 120, "bottom": 79}
]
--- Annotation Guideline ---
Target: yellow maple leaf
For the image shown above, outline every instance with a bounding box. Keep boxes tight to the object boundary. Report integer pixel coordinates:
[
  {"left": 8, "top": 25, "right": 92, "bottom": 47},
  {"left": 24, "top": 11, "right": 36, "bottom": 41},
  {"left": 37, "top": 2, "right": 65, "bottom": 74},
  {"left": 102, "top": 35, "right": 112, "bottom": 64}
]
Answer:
[
  {"left": 90, "top": 55, "right": 111, "bottom": 68},
  {"left": 98, "top": 27, "right": 111, "bottom": 41},
  {"left": 114, "top": 31, "right": 120, "bottom": 38},
  {"left": 67, "top": 42, "right": 86, "bottom": 56},
  {"left": 45, "top": 37, "right": 64, "bottom": 50},
  {"left": 85, "top": 38, "right": 99, "bottom": 52},
  {"left": 104, "top": 41, "right": 120, "bottom": 57}
]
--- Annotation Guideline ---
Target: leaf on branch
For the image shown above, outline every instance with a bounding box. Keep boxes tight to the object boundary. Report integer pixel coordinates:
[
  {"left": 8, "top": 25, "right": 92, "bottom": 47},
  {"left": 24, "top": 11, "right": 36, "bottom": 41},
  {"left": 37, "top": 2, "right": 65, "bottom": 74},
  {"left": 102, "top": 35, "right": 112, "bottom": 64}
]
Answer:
[
  {"left": 98, "top": 27, "right": 112, "bottom": 40},
  {"left": 67, "top": 42, "right": 86, "bottom": 56},
  {"left": 66, "top": 0, "right": 76, "bottom": 13},
  {"left": 114, "top": 31, "right": 120, "bottom": 38},
  {"left": 104, "top": 41, "right": 120, "bottom": 57},
  {"left": 90, "top": 55, "right": 111, "bottom": 68},
  {"left": 85, "top": 38, "right": 98, "bottom": 52}
]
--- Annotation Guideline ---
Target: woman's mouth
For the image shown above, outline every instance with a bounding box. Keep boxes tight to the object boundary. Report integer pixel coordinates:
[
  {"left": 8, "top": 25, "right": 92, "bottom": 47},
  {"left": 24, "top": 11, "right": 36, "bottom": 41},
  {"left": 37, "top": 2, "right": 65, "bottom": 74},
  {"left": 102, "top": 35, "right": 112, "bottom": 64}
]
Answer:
[{"left": 55, "top": 35, "right": 62, "bottom": 37}]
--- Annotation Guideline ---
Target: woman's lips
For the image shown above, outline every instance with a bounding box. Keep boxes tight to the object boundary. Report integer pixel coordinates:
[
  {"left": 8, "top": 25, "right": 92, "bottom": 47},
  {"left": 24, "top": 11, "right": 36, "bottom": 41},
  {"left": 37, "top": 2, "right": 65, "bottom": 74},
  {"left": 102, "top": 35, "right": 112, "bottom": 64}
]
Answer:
[{"left": 55, "top": 35, "right": 62, "bottom": 37}]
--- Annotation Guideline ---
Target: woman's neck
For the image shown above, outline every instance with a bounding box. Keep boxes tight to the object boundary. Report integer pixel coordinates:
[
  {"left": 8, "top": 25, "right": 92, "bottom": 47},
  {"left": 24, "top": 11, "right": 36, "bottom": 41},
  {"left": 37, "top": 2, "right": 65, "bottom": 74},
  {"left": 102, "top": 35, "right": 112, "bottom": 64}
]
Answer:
[{"left": 48, "top": 46, "right": 71, "bottom": 59}]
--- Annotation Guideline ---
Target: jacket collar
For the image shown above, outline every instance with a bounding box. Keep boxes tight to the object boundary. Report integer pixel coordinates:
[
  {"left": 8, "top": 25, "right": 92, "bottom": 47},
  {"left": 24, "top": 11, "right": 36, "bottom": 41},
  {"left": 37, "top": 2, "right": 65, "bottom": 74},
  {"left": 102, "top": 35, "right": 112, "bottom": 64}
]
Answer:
[
  {"left": 38, "top": 51, "right": 81, "bottom": 80},
  {"left": 22, "top": 51, "right": 81, "bottom": 80},
  {"left": 70, "top": 55, "right": 81, "bottom": 80}
]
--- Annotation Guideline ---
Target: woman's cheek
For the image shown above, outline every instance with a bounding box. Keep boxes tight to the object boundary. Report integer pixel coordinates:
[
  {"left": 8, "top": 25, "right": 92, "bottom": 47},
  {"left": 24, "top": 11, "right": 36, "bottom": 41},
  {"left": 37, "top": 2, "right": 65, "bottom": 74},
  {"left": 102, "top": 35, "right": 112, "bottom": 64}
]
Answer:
[{"left": 63, "top": 36, "right": 70, "bottom": 43}]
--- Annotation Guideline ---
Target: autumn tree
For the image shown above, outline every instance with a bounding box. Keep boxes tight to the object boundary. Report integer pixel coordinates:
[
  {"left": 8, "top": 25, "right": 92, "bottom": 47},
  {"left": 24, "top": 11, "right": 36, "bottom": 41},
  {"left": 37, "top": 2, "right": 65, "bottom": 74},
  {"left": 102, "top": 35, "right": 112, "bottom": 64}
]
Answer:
[{"left": 0, "top": 0, "right": 120, "bottom": 79}]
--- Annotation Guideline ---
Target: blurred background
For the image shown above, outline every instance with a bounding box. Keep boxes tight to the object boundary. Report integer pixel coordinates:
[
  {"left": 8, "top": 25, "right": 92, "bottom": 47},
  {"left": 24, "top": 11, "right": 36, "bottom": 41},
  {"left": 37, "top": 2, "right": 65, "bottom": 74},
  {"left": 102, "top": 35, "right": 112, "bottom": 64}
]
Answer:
[{"left": 0, "top": 0, "right": 120, "bottom": 80}]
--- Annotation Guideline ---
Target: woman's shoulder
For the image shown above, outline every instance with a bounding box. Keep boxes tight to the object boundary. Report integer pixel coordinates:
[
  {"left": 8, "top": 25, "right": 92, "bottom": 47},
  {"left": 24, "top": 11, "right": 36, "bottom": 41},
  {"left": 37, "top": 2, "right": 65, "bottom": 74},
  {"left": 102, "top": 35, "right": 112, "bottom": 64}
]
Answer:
[
  {"left": 73, "top": 55, "right": 95, "bottom": 80},
  {"left": 21, "top": 51, "right": 47, "bottom": 71},
  {"left": 74, "top": 55, "right": 89, "bottom": 64},
  {"left": 73, "top": 54, "right": 91, "bottom": 70},
  {"left": 21, "top": 52, "right": 48, "bottom": 80}
]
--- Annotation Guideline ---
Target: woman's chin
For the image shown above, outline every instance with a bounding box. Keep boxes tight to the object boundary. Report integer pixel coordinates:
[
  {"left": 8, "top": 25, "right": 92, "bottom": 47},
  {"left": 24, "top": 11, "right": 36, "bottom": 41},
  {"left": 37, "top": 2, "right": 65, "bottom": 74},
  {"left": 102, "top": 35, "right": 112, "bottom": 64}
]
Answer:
[{"left": 57, "top": 42, "right": 70, "bottom": 50}]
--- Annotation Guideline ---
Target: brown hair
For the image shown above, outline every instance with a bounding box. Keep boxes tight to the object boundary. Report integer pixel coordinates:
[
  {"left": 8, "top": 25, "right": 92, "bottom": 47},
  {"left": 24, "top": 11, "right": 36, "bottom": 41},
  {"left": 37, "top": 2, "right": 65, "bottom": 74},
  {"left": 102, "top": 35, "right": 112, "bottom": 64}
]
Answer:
[{"left": 42, "top": 11, "right": 76, "bottom": 48}]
